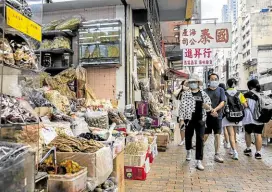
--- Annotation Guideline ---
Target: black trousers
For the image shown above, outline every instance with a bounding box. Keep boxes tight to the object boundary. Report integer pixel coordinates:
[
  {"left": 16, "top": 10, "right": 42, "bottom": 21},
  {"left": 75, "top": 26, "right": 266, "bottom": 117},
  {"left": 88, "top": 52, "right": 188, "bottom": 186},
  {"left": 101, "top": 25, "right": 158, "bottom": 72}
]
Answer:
[{"left": 185, "top": 119, "right": 205, "bottom": 160}]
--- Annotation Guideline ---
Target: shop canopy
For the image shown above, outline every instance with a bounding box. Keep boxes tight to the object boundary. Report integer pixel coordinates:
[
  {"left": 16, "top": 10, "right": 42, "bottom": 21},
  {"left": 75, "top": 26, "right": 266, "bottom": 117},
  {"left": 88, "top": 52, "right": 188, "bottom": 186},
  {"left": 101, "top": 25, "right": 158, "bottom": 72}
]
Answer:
[{"left": 167, "top": 69, "right": 189, "bottom": 79}]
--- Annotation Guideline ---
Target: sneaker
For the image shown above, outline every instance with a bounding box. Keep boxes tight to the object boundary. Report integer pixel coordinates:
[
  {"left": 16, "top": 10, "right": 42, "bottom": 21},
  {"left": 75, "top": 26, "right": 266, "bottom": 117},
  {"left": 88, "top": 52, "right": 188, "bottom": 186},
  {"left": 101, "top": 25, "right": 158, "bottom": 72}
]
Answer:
[
  {"left": 229, "top": 149, "right": 234, "bottom": 155},
  {"left": 255, "top": 153, "right": 262, "bottom": 159},
  {"left": 214, "top": 154, "right": 224, "bottom": 163},
  {"left": 178, "top": 140, "right": 185, "bottom": 146},
  {"left": 196, "top": 160, "right": 204, "bottom": 171},
  {"left": 232, "top": 152, "right": 239, "bottom": 160},
  {"left": 224, "top": 142, "right": 231, "bottom": 149},
  {"left": 244, "top": 149, "right": 252, "bottom": 156},
  {"left": 186, "top": 150, "right": 192, "bottom": 161}
]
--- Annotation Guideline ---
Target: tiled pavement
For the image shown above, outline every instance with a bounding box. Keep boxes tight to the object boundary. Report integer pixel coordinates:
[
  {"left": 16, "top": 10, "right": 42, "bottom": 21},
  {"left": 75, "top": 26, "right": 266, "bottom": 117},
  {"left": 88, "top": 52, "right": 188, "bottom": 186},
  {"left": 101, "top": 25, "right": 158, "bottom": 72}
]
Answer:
[{"left": 125, "top": 126, "right": 272, "bottom": 192}]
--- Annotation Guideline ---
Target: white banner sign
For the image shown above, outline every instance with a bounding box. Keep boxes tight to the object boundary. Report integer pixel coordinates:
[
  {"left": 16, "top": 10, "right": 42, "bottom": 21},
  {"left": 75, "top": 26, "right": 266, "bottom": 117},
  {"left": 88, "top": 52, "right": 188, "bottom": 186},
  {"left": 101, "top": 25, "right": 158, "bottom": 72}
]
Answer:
[
  {"left": 182, "top": 48, "right": 213, "bottom": 67},
  {"left": 180, "top": 23, "right": 232, "bottom": 49}
]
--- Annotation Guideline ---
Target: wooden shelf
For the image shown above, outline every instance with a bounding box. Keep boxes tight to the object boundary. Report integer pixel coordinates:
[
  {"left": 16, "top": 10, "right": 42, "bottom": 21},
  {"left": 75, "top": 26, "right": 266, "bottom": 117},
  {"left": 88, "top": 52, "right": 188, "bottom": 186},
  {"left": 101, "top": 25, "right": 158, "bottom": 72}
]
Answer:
[
  {"left": 42, "top": 30, "right": 76, "bottom": 37},
  {"left": 35, "top": 49, "right": 74, "bottom": 54}
]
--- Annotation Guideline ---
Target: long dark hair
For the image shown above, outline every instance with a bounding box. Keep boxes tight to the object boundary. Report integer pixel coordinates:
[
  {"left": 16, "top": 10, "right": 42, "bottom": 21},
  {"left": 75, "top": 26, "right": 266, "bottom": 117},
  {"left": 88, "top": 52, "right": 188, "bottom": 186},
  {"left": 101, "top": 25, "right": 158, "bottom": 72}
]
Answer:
[
  {"left": 176, "top": 80, "right": 186, "bottom": 100},
  {"left": 247, "top": 79, "right": 261, "bottom": 92}
]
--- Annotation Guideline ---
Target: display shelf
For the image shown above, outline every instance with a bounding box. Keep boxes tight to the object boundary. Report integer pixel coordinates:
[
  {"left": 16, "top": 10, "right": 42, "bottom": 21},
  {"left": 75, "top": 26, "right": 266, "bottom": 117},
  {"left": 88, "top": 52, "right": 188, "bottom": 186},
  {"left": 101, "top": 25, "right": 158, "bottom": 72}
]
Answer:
[
  {"left": 79, "top": 40, "right": 120, "bottom": 45},
  {"left": 82, "top": 63, "right": 121, "bottom": 68},
  {"left": 79, "top": 20, "right": 122, "bottom": 66},
  {"left": 35, "top": 48, "right": 74, "bottom": 55},
  {"left": 80, "top": 57, "right": 120, "bottom": 67},
  {"left": 0, "top": 122, "right": 39, "bottom": 129},
  {"left": 44, "top": 67, "right": 70, "bottom": 73},
  {"left": 42, "top": 30, "right": 76, "bottom": 38},
  {"left": 0, "top": 64, "right": 40, "bottom": 74}
]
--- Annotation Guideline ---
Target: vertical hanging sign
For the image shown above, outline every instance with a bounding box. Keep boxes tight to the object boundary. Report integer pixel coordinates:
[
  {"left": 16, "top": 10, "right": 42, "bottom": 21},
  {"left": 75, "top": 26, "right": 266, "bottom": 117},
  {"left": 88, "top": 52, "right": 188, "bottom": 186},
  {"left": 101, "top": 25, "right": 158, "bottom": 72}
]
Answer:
[{"left": 6, "top": 6, "right": 42, "bottom": 42}]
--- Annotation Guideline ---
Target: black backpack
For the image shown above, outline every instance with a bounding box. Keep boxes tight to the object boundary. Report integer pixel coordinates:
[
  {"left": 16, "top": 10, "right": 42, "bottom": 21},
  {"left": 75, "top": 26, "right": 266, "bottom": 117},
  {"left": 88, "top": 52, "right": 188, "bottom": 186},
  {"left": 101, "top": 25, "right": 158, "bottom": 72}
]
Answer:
[{"left": 224, "top": 92, "right": 245, "bottom": 123}]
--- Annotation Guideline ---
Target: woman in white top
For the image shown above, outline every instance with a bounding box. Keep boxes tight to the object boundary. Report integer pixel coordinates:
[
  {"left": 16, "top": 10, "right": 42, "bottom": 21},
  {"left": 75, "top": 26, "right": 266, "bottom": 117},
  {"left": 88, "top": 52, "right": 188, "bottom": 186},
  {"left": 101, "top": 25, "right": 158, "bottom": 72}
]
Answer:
[{"left": 242, "top": 79, "right": 264, "bottom": 159}]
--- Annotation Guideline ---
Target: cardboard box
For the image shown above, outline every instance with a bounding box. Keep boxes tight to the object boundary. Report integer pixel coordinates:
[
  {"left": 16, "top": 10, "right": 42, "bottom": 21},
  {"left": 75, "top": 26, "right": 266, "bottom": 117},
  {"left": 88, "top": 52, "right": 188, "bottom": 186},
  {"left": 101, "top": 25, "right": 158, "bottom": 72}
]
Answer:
[
  {"left": 113, "top": 151, "right": 125, "bottom": 192},
  {"left": 263, "top": 120, "right": 272, "bottom": 138},
  {"left": 56, "top": 147, "right": 113, "bottom": 190},
  {"left": 124, "top": 153, "right": 146, "bottom": 167},
  {"left": 156, "top": 133, "right": 169, "bottom": 147}
]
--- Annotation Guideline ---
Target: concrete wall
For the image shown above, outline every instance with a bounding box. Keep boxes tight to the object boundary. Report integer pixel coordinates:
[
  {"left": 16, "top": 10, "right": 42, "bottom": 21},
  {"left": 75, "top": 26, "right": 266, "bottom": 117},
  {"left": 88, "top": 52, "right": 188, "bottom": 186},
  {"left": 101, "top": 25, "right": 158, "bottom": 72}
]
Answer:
[
  {"left": 258, "top": 49, "right": 272, "bottom": 86},
  {"left": 251, "top": 12, "right": 272, "bottom": 48}
]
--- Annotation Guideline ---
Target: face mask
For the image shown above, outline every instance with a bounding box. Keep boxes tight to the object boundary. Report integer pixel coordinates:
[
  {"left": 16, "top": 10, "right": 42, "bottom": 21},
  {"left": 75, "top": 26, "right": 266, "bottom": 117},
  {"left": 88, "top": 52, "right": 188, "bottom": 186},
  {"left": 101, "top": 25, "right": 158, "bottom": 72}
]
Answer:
[
  {"left": 189, "top": 83, "right": 198, "bottom": 90},
  {"left": 210, "top": 81, "right": 219, "bottom": 88}
]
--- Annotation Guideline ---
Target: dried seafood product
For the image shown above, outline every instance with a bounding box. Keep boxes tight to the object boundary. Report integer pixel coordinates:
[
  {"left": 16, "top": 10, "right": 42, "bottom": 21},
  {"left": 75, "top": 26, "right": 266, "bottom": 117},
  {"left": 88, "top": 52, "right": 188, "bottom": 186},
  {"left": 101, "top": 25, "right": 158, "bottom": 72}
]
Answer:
[
  {"left": 124, "top": 141, "right": 148, "bottom": 155},
  {"left": 55, "top": 16, "right": 82, "bottom": 31},
  {"left": 0, "top": 94, "right": 38, "bottom": 124},
  {"left": 0, "top": 38, "right": 15, "bottom": 66},
  {"left": 43, "top": 19, "right": 65, "bottom": 31},
  {"left": 85, "top": 111, "right": 109, "bottom": 129},
  {"left": 108, "top": 110, "right": 123, "bottom": 125},
  {"left": 40, "top": 39, "right": 53, "bottom": 50},
  {"left": 10, "top": 40, "right": 38, "bottom": 69},
  {"left": 46, "top": 135, "right": 104, "bottom": 153},
  {"left": 44, "top": 90, "right": 71, "bottom": 114},
  {"left": 52, "top": 36, "right": 71, "bottom": 49},
  {"left": 28, "top": 90, "right": 54, "bottom": 108},
  {"left": 107, "top": 45, "right": 119, "bottom": 57}
]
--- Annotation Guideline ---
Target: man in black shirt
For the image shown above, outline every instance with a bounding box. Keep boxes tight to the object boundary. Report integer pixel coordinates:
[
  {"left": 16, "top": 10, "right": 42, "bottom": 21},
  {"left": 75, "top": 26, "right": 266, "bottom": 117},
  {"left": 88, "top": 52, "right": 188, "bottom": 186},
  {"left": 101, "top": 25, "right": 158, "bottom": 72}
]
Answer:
[{"left": 204, "top": 73, "right": 226, "bottom": 163}]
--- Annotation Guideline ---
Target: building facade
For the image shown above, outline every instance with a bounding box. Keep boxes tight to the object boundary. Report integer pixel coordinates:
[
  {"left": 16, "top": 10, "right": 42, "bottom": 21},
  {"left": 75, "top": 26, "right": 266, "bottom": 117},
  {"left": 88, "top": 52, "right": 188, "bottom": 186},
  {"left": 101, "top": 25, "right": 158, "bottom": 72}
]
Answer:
[{"left": 227, "top": 0, "right": 272, "bottom": 90}]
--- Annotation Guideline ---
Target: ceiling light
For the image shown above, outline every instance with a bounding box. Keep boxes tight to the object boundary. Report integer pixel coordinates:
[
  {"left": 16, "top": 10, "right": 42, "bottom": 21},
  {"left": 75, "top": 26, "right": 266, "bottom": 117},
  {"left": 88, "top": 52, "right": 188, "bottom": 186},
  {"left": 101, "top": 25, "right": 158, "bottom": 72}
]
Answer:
[{"left": 175, "top": 34, "right": 179, "bottom": 38}]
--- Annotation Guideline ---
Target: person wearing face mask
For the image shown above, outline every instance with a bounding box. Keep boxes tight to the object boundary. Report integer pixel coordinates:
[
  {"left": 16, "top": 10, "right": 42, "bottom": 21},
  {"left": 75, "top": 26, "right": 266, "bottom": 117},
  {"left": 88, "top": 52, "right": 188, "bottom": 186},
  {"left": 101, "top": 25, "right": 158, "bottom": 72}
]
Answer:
[
  {"left": 204, "top": 73, "right": 226, "bottom": 163},
  {"left": 179, "top": 74, "right": 212, "bottom": 171}
]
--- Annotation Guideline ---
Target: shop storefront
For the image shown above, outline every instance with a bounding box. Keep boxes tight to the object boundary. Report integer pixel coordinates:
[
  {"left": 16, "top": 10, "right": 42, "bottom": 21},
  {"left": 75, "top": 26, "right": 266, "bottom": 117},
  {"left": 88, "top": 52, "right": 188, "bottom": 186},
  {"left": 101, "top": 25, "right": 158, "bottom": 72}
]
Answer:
[{"left": 0, "top": 1, "right": 177, "bottom": 191}]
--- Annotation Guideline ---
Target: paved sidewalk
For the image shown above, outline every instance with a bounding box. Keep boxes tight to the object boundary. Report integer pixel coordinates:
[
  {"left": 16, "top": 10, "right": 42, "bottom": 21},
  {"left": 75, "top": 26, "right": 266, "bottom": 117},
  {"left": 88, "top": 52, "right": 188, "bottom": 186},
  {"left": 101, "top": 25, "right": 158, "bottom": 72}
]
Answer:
[{"left": 125, "top": 126, "right": 272, "bottom": 192}]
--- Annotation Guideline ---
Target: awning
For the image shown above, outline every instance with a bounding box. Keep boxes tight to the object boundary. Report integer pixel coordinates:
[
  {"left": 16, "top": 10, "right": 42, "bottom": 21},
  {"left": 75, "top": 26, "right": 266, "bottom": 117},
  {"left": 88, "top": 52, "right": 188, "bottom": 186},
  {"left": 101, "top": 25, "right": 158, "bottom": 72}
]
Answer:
[{"left": 167, "top": 68, "right": 189, "bottom": 79}]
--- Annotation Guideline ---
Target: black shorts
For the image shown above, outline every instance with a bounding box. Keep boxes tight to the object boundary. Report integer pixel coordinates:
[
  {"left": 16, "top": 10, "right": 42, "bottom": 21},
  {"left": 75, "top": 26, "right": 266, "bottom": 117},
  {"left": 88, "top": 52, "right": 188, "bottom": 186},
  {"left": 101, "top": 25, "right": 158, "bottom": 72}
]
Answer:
[
  {"left": 245, "top": 124, "right": 264, "bottom": 134},
  {"left": 205, "top": 115, "right": 222, "bottom": 135}
]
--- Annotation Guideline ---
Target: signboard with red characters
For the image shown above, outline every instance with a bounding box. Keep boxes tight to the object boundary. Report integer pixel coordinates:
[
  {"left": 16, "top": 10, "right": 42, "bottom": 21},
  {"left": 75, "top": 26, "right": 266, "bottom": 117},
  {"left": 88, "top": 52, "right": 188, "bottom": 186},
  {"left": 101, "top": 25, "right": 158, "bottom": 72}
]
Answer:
[
  {"left": 180, "top": 23, "right": 232, "bottom": 49},
  {"left": 183, "top": 48, "right": 213, "bottom": 67}
]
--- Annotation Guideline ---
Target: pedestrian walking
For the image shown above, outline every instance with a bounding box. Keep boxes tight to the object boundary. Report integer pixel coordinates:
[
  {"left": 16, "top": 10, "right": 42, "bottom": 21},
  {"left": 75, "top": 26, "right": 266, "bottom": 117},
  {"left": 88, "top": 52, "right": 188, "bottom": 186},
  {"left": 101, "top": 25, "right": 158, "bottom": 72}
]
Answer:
[
  {"left": 179, "top": 74, "right": 212, "bottom": 170},
  {"left": 204, "top": 73, "right": 226, "bottom": 163},
  {"left": 173, "top": 80, "right": 189, "bottom": 146},
  {"left": 222, "top": 78, "right": 248, "bottom": 160},
  {"left": 243, "top": 79, "right": 272, "bottom": 159},
  {"left": 219, "top": 83, "right": 231, "bottom": 149}
]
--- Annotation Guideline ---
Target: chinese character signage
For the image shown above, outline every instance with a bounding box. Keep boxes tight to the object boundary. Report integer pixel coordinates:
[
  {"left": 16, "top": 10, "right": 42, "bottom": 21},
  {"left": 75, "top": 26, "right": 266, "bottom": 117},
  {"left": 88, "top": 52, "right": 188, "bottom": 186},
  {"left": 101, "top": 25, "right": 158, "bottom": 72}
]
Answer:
[
  {"left": 6, "top": 6, "right": 41, "bottom": 41},
  {"left": 180, "top": 23, "right": 232, "bottom": 49},
  {"left": 183, "top": 48, "right": 213, "bottom": 67}
]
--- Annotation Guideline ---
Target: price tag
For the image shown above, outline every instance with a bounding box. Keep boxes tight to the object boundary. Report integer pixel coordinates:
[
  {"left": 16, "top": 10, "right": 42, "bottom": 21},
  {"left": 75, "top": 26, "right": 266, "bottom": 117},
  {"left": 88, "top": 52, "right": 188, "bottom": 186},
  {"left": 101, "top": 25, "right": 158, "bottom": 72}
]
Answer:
[{"left": 6, "top": 6, "right": 41, "bottom": 42}]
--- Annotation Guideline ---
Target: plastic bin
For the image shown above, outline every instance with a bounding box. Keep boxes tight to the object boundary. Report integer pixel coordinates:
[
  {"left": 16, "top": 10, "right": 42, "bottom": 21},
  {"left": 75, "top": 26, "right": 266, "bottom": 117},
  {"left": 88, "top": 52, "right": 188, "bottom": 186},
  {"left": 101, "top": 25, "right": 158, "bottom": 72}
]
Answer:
[
  {"left": 0, "top": 142, "right": 35, "bottom": 192},
  {"left": 48, "top": 167, "right": 87, "bottom": 192},
  {"left": 124, "top": 165, "right": 147, "bottom": 181}
]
